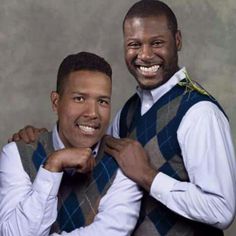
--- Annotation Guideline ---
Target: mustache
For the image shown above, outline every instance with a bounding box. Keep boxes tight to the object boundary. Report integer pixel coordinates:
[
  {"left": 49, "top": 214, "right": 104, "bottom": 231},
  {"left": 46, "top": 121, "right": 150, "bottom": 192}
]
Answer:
[{"left": 74, "top": 118, "right": 101, "bottom": 129}]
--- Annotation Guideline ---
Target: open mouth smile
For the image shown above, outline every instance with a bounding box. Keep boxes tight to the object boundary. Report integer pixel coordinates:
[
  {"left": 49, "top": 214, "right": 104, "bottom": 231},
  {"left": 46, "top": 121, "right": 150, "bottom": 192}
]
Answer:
[
  {"left": 137, "top": 65, "right": 160, "bottom": 77},
  {"left": 75, "top": 123, "right": 100, "bottom": 135}
]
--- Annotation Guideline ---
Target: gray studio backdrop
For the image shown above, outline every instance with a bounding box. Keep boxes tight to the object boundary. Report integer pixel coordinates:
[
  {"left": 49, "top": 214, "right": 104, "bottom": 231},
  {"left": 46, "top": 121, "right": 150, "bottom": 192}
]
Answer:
[{"left": 0, "top": 0, "right": 236, "bottom": 234}]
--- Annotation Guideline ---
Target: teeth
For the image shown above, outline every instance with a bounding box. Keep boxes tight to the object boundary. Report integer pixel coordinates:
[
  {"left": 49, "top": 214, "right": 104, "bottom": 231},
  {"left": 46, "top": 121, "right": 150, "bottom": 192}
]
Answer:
[
  {"left": 140, "top": 65, "right": 160, "bottom": 73},
  {"left": 78, "top": 125, "right": 96, "bottom": 133}
]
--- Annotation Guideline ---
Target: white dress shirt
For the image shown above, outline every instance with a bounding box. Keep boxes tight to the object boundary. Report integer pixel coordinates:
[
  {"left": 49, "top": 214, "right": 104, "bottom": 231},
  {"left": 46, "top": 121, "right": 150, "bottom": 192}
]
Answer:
[
  {"left": 0, "top": 125, "right": 142, "bottom": 236},
  {"left": 109, "top": 67, "right": 236, "bottom": 229}
]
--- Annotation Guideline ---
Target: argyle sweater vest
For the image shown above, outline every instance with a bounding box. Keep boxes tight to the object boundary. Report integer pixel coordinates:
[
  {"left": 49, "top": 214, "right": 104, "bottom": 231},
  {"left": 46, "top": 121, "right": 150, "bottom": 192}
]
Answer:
[
  {"left": 120, "top": 84, "right": 225, "bottom": 236},
  {"left": 16, "top": 131, "right": 118, "bottom": 233}
]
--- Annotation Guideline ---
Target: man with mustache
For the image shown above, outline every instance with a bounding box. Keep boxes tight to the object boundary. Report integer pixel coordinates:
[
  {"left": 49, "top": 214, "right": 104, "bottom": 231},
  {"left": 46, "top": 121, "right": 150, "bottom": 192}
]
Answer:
[{"left": 0, "top": 52, "right": 141, "bottom": 235}]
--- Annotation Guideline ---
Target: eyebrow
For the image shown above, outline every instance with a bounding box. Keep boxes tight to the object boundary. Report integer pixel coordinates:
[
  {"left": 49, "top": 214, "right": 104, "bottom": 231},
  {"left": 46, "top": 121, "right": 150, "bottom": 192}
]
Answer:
[
  {"left": 97, "top": 95, "right": 111, "bottom": 100},
  {"left": 72, "top": 92, "right": 111, "bottom": 99}
]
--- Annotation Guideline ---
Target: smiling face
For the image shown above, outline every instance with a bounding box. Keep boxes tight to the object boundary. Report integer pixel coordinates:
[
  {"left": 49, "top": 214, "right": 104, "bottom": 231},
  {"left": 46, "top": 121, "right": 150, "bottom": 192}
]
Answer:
[
  {"left": 124, "top": 15, "right": 182, "bottom": 90},
  {"left": 51, "top": 70, "right": 111, "bottom": 148}
]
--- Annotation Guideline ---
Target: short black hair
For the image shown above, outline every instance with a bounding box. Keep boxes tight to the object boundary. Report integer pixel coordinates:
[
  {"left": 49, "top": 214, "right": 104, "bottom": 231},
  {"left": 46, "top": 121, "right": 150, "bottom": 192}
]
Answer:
[
  {"left": 123, "top": 0, "right": 178, "bottom": 35},
  {"left": 56, "top": 51, "right": 112, "bottom": 94}
]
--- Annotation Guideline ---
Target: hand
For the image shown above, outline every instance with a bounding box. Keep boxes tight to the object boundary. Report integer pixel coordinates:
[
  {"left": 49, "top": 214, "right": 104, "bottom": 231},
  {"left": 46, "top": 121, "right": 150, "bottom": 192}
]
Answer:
[
  {"left": 8, "top": 125, "right": 48, "bottom": 143},
  {"left": 104, "top": 135, "right": 157, "bottom": 192},
  {"left": 44, "top": 147, "right": 95, "bottom": 173}
]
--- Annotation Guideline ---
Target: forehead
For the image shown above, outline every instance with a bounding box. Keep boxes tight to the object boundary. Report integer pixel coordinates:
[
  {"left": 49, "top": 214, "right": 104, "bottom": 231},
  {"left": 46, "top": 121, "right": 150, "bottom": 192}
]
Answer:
[
  {"left": 64, "top": 70, "right": 111, "bottom": 94},
  {"left": 124, "top": 15, "right": 170, "bottom": 37}
]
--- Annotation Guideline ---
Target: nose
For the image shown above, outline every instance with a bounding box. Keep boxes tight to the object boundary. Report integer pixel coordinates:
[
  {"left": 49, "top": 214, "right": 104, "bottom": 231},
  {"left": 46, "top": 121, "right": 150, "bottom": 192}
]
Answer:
[
  {"left": 84, "top": 100, "right": 98, "bottom": 118},
  {"left": 138, "top": 44, "right": 154, "bottom": 61}
]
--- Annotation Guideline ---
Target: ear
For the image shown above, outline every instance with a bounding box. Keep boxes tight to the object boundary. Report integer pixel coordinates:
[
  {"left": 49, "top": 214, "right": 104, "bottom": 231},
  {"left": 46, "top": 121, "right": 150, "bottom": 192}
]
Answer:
[
  {"left": 50, "top": 91, "right": 60, "bottom": 113},
  {"left": 175, "top": 30, "right": 182, "bottom": 51}
]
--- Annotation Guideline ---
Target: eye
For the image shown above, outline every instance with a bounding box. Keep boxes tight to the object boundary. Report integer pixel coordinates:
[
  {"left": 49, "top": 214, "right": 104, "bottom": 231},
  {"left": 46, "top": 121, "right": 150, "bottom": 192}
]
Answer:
[
  {"left": 73, "top": 96, "right": 85, "bottom": 103},
  {"left": 152, "top": 40, "right": 164, "bottom": 47},
  {"left": 127, "top": 41, "right": 141, "bottom": 49},
  {"left": 98, "top": 98, "right": 110, "bottom": 107}
]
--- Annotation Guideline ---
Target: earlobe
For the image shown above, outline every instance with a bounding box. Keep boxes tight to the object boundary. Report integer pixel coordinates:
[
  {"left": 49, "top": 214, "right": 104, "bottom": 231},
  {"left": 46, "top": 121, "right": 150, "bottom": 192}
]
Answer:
[
  {"left": 51, "top": 91, "right": 60, "bottom": 112},
  {"left": 175, "top": 30, "right": 182, "bottom": 51}
]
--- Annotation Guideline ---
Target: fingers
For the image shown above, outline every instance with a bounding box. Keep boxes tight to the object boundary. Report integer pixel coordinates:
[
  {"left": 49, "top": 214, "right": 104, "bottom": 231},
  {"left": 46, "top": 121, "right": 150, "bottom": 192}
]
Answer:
[
  {"left": 104, "top": 136, "right": 132, "bottom": 164},
  {"left": 8, "top": 130, "right": 31, "bottom": 143},
  {"left": 104, "top": 136, "right": 135, "bottom": 153},
  {"left": 44, "top": 147, "right": 96, "bottom": 174},
  {"left": 78, "top": 155, "right": 95, "bottom": 173},
  {"left": 83, "top": 150, "right": 95, "bottom": 173},
  {"left": 104, "top": 135, "right": 126, "bottom": 151},
  {"left": 8, "top": 125, "right": 48, "bottom": 143},
  {"left": 75, "top": 148, "right": 93, "bottom": 173},
  {"left": 19, "top": 126, "right": 36, "bottom": 143},
  {"left": 104, "top": 144, "right": 120, "bottom": 161},
  {"left": 39, "top": 128, "right": 48, "bottom": 134},
  {"left": 103, "top": 136, "right": 120, "bottom": 160},
  {"left": 8, "top": 133, "right": 20, "bottom": 143},
  {"left": 56, "top": 147, "right": 95, "bottom": 174}
]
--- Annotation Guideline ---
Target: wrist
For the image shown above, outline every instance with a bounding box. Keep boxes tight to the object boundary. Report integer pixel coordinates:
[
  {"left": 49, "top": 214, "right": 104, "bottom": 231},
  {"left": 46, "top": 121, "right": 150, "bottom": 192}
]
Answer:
[
  {"left": 43, "top": 153, "right": 63, "bottom": 172},
  {"left": 142, "top": 167, "right": 157, "bottom": 192}
]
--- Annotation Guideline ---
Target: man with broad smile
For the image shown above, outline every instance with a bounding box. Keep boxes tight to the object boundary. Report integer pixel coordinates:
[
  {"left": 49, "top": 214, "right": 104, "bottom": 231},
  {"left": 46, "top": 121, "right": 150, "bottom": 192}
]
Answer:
[
  {"left": 124, "top": 14, "right": 180, "bottom": 90},
  {"left": 105, "top": 1, "right": 236, "bottom": 235},
  {"left": 52, "top": 69, "right": 110, "bottom": 149},
  {"left": 0, "top": 52, "right": 141, "bottom": 236}
]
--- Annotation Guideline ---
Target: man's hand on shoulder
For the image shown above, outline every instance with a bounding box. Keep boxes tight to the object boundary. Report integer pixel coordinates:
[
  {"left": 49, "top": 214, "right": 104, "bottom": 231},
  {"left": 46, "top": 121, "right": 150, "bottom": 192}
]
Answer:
[
  {"left": 104, "top": 135, "right": 157, "bottom": 192},
  {"left": 8, "top": 125, "right": 48, "bottom": 143}
]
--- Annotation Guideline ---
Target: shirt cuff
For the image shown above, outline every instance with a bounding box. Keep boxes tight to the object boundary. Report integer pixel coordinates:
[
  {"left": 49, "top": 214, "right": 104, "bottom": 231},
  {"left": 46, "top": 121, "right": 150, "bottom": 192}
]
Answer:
[
  {"left": 32, "top": 165, "right": 63, "bottom": 196},
  {"left": 150, "top": 172, "right": 178, "bottom": 205}
]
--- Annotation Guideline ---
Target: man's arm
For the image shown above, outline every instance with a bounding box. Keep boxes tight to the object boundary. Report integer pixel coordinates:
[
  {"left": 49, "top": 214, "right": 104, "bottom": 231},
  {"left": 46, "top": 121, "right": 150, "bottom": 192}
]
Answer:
[
  {"left": 0, "top": 142, "right": 95, "bottom": 236},
  {"left": 0, "top": 142, "right": 62, "bottom": 236},
  {"left": 156, "top": 102, "right": 236, "bottom": 229},
  {"left": 8, "top": 126, "right": 142, "bottom": 236},
  {"left": 105, "top": 136, "right": 157, "bottom": 192},
  {"left": 106, "top": 103, "right": 236, "bottom": 229}
]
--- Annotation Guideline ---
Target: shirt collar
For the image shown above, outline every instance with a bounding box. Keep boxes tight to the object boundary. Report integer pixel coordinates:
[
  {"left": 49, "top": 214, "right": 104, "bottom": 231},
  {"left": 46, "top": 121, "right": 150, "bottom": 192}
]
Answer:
[{"left": 52, "top": 124, "right": 99, "bottom": 157}]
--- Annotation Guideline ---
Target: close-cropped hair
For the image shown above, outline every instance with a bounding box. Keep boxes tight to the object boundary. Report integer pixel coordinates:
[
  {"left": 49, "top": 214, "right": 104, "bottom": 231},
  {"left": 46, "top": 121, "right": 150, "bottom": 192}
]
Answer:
[
  {"left": 123, "top": 0, "right": 178, "bottom": 35},
  {"left": 56, "top": 51, "right": 112, "bottom": 94}
]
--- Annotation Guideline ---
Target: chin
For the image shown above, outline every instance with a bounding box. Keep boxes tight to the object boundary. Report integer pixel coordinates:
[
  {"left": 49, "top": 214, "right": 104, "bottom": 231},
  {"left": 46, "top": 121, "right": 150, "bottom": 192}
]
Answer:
[
  {"left": 83, "top": 139, "right": 100, "bottom": 149},
  {"left": 138, "top": 79, "right": 163, "bottom": 90},
  {"left": 140, "top": 84, "right": 159, "bottom": 90}
]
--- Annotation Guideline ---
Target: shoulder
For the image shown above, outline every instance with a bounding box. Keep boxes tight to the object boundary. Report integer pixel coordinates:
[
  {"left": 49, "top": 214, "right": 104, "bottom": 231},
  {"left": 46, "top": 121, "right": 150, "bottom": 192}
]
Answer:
[
  {"left": 15, "top": 131, "right": 52, "bottom": 153},
  {"left": 179, "top": 101, "right": 229, "bottom": 133},
  {"left": 184, "top": 101, "right": 226, "bottom": 121},
  {"left": 177, "top": 88, "right": 226, "bottom": 118},
  {"left": 1, "top": 141, "right": 19, "bottom": 155},
  {"left": 122, "top": 93, "right": 139, "bottom": 111},
  {"left": 0, "top": 142, "right": 24, "bottom": 171},
  {"left": 109, "top": 94, "right": 139, "bottom": 138}
]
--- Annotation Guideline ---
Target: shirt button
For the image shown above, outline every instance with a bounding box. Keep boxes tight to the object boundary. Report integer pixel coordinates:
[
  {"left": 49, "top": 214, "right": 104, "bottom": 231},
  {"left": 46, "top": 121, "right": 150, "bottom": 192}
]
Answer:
[{"left": 92, "top": 151, "right": 96, "bottom": 156}]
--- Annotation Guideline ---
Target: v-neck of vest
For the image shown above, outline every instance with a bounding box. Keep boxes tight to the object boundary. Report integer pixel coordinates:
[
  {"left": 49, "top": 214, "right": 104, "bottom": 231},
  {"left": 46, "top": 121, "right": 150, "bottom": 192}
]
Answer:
[{"left": 137, "top": 85, "right": 185, "bottom": 120}]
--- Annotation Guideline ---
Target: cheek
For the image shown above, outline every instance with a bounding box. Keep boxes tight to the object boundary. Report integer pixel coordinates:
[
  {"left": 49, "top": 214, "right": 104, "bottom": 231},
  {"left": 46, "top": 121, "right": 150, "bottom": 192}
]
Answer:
[
  {"left": 58, "top": 104, "right": 78, "bottom": 122},
  {"left": 125, "top": 50, "right": 135, "bottom": 62},
  {"left": 100, "top": 109, "right": 110, "bottom": 127},
  {"left": 164, "top": 45, "right": 177, "bottom": 58},
  {"left": 155, "top": 47, "right": 167, "bottom": 56}
]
